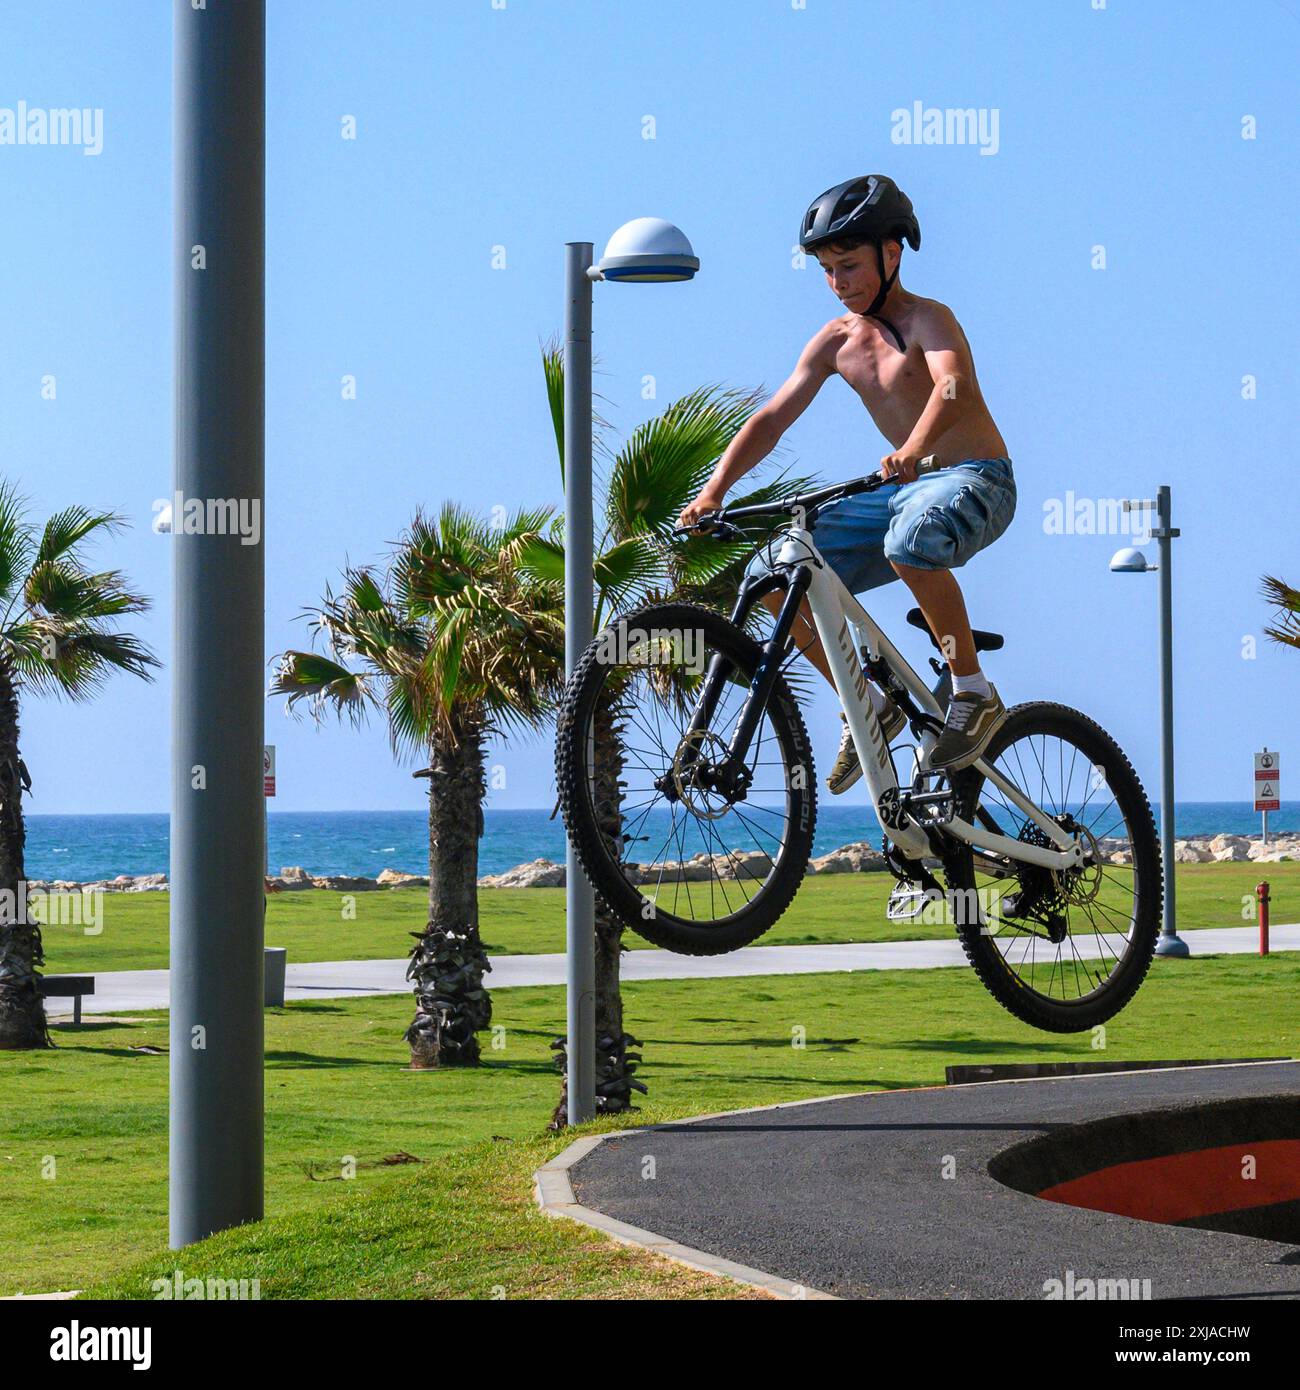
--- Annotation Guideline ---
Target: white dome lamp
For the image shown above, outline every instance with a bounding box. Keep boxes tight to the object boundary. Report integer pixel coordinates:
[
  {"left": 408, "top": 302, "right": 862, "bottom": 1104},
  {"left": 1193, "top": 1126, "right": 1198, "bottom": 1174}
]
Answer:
[
  {"left": 592, "top": 217, "right": 700, "bottom": 283},
  {"left": 1109, "top": 546, "right": 1155, "bottom": 573}
]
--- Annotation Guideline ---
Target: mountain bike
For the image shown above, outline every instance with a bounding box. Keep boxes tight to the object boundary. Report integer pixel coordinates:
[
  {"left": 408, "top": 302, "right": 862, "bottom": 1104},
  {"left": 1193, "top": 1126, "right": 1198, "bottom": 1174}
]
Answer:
[{"left": 554, "top": 461, "right": 1162, "bottom": 1031}]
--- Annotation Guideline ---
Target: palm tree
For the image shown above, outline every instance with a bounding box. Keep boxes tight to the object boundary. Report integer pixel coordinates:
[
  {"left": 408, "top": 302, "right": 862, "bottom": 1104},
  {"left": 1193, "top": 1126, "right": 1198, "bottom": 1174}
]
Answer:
[
  {"left": 1262, "top": 576, "right": 1300, "bottom": 650},
  {"left": 271, "top": 504, "right": 565, "bottom": 1066},
  {"left": 0, "top": 487, "right": 158, "bottom": 1049},
  {"left": 525, "top": 343, "right": 820, "bottom": 1122}
]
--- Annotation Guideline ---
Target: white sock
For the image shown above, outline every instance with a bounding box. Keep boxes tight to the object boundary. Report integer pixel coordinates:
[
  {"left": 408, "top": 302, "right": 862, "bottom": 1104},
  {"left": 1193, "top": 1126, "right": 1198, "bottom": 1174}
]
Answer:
[
  {"left": 844, "top": 687, "right": 893, "bottom": 723},
  {"left": 952, "top": 669, "right": 991, "bottom": 700}
]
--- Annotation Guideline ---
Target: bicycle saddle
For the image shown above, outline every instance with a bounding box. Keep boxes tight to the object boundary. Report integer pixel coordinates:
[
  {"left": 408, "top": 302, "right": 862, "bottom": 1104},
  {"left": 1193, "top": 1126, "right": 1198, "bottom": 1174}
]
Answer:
[{"left": 906, "top": 606, "right": 1005, "bottom": 653}]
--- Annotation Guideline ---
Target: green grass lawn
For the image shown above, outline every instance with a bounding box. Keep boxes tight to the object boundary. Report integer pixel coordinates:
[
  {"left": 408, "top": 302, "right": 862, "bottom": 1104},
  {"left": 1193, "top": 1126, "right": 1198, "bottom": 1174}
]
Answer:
[
  {"left": 3, "top": 949, "right": 1298, "bottom": 1299},
  {"left": 35, "top": 860, "right": 1298, "bottom": 975}
]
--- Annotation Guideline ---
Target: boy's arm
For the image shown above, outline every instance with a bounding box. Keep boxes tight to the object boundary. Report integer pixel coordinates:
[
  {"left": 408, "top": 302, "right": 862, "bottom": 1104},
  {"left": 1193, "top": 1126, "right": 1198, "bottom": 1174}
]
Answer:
[
  {"left": 678, "top": 325, "right": 838, "bottom": 525},
  {"left": 881, "top": 303, "right": 977, "bottom": 482}
]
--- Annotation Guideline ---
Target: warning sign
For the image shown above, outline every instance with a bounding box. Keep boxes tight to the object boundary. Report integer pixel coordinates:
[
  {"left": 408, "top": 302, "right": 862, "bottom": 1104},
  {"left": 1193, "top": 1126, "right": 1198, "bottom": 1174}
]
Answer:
[
  {"left": 1254, "top": 750, "right": 1280, "bottom": 812},
  {"left": 264, "top": 744, "right": 276, "bottom": 798}
]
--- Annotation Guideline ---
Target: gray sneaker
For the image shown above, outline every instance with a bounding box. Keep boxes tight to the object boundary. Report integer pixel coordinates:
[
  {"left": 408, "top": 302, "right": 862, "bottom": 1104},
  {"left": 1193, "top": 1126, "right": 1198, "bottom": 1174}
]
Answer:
[
  {"left": 930, "top": 685, "right": 1006, "bottom": 771},
  {"left": 827, "top": 702, "right": 906, "bottom": 795}
]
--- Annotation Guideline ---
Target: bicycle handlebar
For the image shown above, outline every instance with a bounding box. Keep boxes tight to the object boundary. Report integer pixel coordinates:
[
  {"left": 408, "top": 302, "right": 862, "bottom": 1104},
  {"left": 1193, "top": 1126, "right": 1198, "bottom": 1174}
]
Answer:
[{"left": 672, "top": 454, "right": 945, "bottom": 539}]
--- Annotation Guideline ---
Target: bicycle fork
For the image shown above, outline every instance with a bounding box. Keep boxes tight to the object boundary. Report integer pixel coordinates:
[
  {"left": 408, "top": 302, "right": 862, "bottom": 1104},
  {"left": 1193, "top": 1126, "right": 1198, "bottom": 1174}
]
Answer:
[{"left": 656, "top": 567, "right": 811, "bottom": 805}]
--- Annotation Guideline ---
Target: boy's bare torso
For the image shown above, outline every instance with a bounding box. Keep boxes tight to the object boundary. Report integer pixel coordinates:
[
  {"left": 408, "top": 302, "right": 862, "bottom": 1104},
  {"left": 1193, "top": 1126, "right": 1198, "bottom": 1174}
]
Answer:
[{"left": 823, "top": 296, "right": 1008, "bottom": 463}]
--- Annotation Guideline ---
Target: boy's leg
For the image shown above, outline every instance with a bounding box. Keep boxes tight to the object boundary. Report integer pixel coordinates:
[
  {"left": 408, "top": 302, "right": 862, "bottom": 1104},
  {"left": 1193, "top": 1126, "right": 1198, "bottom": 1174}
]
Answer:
[
  {"left": 743, "top": 489, "right": 907, "bottom": 794},
  {"left": 759, "top": 557, "right": 980, "bottom": 684},
  {"left": 883, "top": 458, "right": 1017, "bottom": 767},
  {"left": 745, "top": 485, "right": 900, "bottom": 694},
  {"left": 756, "top": 587, "right": 905, "bottom": 795},
  {"left": 888, "top": 563, "right": 979, "bottom": 675}
]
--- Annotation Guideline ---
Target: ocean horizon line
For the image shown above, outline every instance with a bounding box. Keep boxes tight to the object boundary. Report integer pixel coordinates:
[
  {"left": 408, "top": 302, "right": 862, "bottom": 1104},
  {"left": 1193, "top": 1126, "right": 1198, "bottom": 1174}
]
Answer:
[
  {"left": 26, "top": 800, "right": 1297, "bottom": 819},
  {"left": 21, "top": 803, "right": 1297, "bottom": 883}
]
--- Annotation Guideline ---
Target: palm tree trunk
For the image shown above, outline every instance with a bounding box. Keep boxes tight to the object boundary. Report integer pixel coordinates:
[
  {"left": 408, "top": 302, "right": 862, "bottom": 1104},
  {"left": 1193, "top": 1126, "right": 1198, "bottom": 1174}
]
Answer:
[
  {"left": 405, "top": 710, "right": 492, "bottom": 1067},
  {"left": 551, "top": 689, "right": 644, "bottom": 1124},
  {"left": 0, "top": 664, "right": 48, "bottom": 1050}
]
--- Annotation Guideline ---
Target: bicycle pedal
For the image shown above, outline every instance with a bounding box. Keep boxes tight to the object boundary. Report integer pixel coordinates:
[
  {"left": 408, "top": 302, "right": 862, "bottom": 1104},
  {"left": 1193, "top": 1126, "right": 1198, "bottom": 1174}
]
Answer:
[
  {"left": 887, "top": 882, "right": 943, "bottom": 922},
  {"left": 897, "top": 789, "right": 955, "bottom": 826}
]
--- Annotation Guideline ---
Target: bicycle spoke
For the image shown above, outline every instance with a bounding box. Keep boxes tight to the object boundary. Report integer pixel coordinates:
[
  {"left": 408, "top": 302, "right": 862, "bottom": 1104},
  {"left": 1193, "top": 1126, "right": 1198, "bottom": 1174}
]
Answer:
[
  {"left": 564, "top": 614, "right": 816, "bottom": 928},
  {"left": 962, "top": 717, "right": 1152, "bottom": 1007}
]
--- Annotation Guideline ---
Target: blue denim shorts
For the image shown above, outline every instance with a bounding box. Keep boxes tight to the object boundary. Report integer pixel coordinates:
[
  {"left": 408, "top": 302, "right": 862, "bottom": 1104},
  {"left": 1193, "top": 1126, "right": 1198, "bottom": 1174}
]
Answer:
[{"left": 748, "top": 456, "right": 1016, "bottom": 594}]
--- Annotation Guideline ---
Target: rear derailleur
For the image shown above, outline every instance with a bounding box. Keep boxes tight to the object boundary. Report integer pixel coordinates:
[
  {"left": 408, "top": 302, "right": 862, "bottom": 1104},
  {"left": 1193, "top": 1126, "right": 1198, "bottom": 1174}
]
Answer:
[{"left": 995, "top": 817, "right": 1079, "bottom": 944}]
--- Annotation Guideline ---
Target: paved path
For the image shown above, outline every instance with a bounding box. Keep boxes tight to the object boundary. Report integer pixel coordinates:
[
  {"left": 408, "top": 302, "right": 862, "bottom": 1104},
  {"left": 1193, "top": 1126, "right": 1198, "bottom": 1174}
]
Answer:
[
  {"left": 569, "top": 1060, "right": 1300, "bottom": 1299},
  {"left": 53, "top": 923, "right": 1300, "bottom": 1015}
]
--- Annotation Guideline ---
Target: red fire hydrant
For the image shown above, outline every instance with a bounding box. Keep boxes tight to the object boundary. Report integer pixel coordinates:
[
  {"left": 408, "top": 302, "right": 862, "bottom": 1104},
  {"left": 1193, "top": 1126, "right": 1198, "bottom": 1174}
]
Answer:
[{"left": 1257, "top": 881, "right": 1270, "bottom": 956}]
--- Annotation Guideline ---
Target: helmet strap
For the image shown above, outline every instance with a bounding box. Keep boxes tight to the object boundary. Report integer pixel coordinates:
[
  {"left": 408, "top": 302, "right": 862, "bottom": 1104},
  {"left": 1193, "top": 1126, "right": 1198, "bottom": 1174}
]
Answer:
[{"left": 863, "top": 241, "right": 906, "bottom": 352}]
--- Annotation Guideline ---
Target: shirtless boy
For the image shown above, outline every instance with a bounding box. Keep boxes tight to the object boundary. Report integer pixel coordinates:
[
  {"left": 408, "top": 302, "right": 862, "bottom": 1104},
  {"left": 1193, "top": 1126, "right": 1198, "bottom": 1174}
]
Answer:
[{"left": 677, "top": 174, "right": 1016, "bottom": 786}]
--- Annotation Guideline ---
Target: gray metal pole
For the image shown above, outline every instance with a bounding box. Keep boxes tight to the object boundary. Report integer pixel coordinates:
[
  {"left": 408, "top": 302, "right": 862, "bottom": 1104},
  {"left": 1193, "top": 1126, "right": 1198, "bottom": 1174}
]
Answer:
[
  {"left": 170, "top": 0, "right": 266, "bottom": 1246},
  {"left": 563, "top": 243, "right": 597, "bottom": 1125},
  {"left": 1153, "top": 484, "right": 1187, "bottom": 957}
]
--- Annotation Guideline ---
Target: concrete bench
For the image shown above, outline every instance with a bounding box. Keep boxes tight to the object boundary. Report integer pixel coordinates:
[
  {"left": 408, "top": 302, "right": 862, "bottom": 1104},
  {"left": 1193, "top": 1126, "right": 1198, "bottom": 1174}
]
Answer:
[{"left": 39, "top": 975, "right": 95, "bottom": 1026}]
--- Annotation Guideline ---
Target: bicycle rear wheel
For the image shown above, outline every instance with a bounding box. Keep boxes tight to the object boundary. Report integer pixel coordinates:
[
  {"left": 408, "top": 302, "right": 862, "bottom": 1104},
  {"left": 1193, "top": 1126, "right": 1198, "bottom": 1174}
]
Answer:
[
  {"left": 943, "top": 701, "right": 1161, "bottom": 1032},
  {"left": 555, "top": 602, "right": 816, "bottom": 955}
]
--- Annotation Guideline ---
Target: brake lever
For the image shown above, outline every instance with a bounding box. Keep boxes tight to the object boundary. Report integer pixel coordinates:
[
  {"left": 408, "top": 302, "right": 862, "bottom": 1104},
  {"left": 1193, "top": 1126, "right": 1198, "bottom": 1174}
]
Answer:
[{"left": 671, "top": 513, "right": 743, "bottom": 543}]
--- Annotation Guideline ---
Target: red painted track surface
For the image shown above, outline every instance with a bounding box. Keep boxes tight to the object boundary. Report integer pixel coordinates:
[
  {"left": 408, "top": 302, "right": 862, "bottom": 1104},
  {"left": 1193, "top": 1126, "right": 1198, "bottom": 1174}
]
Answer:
[{"left": 1040, "top": 1138, "right": 1300, "bottom": 1224}]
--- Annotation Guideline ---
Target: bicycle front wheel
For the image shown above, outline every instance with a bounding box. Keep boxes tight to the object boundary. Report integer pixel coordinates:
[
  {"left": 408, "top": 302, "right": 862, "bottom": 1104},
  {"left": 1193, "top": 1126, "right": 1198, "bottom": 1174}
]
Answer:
[
  {"left": 944, "top": 701, "right": 1162, "bottom": 1032},
  {"left": 555, "top": 602, "right": 816, "bottom": 955}
]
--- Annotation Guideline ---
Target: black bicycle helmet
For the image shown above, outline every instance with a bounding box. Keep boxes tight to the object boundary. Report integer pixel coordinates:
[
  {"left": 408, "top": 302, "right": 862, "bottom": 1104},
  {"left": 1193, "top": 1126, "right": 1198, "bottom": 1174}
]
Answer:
[{"left": 800, "top": 175, "right": 920, "bottom": 350}]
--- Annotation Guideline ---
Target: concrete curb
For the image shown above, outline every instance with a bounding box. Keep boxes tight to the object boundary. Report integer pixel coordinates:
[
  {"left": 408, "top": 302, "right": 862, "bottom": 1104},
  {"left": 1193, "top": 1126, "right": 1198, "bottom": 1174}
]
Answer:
[{"left": 535, "top": 1099, "right": 866, "bottom": 1301}]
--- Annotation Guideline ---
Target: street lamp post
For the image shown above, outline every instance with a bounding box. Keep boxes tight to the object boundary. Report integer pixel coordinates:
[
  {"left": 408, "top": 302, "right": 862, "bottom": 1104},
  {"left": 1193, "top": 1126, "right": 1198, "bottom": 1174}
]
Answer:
[
  {"left": 563, "top": 219, "right": 698, "bottom": 1126},
  {"left": 170, "top": 0, "right": 267, "bottom": 1244},
  {"left": 563, "top": 242, "right": 597, "bottom": 1126},
  {"left": 1112, "top": 484, "right": 1187, "bottom": 957}
]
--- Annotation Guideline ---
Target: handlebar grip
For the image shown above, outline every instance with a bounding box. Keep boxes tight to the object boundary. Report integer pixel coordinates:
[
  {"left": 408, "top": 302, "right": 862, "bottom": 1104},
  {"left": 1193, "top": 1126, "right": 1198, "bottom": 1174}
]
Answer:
[
  {"left": 915, "top": 454, "right": 943, "bottom": 476},
  {"left": 672, "top": 511, "right": 726, "bottom": 540}
]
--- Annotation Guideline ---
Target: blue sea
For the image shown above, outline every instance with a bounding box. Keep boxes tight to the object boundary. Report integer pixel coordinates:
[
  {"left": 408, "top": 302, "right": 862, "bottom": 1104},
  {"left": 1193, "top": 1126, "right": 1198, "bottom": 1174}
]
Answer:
[{"left": 23, "top": 803, "right": 1299, "bottom": 882}]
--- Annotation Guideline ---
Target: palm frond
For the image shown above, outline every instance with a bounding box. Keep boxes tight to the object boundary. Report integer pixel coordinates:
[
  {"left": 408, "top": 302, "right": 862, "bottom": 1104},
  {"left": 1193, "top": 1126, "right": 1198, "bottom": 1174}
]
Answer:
[
  {"left": 347, "top": 567, "right": 388, "bottom": 613},
  {"left": 37, "top": 506, "right": 125, "bottom": 565},
  {"left": 19, "top": 628, "right": 160, "bottom": 700},
  {"left": 275, "top": 493, "right": 571, "bottom": 759},
  {"left": 1261, "top": 574, "right": 1300, "bottom": 649},
  {"left": 540, "top": 337, "right": 618, "bottom": 482},
  {"left": 385, "top": 674, "right": 430, "bottom": 759},
  {"left": 431, "top": 605, "right": 471, "bottom": 707},
  {"left": 0, "top": 492, "right": 156, "bottom": 696},
  {"left": 667, "top": 467, "right": 824, "bottom": 600},
  {"left": 0, "top": 480, "right": 35, "bottom": 607},
  {"left": 270, "top": 650, "right": 373, "bottom": 727},
  {"left": 516, "top": 534, "right": 566, "bottom": 585},
  {"left": 591, "top": 536, "right": 667, "bottom": 630},
  {"left": 603, "top": 384, "right": 766, "bottom": 539},
  {"left": 542, "top": 338, "right": 566, "bottom": 473},
  {"left": 23, "top": 563, "right": 150, "bottom": 622},
  {"left": 310, "top": 574, "right": 425, "bottom": 675}
]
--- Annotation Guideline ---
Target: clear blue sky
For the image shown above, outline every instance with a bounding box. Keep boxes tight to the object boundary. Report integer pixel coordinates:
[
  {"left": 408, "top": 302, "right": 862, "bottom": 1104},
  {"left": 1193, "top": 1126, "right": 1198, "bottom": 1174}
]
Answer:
[{"left": 1, "top": 0, "right": 1296, "bottom": 816}]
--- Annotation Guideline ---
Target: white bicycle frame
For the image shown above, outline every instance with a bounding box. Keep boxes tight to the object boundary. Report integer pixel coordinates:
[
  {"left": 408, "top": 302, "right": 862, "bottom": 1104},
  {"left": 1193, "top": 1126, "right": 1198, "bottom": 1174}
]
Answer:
[{"left": 766, "top": 522, "right": 1086, "bottom": 874}]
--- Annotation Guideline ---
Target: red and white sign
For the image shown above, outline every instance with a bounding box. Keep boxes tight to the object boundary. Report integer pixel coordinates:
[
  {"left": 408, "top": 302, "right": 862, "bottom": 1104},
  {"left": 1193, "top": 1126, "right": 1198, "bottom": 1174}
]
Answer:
[
  {"left": 263, "top": 744, "right": 276, "bottom": 798},
  {"left": 1254, "top": 749, "right": 1280, "bottom": 812}
]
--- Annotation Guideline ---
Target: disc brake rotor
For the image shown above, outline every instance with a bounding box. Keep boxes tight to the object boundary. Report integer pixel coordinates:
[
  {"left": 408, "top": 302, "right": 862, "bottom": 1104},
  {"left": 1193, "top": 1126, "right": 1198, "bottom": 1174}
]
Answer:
[
  {"left": 1058, "top": 818, "right": 1103, "bottom": 906},
  {"left": 671, "top": 729, "right": 735, "bottom": 821}
]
